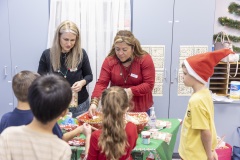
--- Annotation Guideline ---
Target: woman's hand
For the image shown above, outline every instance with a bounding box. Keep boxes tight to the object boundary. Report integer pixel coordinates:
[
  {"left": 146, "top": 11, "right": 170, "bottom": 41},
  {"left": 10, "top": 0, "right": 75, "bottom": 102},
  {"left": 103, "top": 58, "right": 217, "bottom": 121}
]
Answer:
[
  {"left": 88, "top": 103, "right": 97, "bottom": 117},
  {"left": 72, "top": 80, "right": 86, "bottom": 92}
]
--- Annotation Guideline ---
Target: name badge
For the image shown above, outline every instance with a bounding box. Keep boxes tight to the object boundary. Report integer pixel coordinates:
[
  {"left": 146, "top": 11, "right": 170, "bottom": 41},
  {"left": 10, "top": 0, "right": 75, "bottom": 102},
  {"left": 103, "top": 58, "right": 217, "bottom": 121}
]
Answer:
[{"left": 130, "top": 73, "right": 138, "bottom": 78}]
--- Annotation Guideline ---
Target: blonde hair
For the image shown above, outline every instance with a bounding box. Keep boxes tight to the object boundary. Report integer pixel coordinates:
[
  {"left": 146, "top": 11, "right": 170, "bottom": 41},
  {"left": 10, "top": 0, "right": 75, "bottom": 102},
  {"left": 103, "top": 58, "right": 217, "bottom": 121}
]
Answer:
[
  {"left": 50, "top": 20, "right": 82, "bottom": 71},
  {"left": 98, "top": 86, "right": 129, "bottom": 160},
  {"left": 108, "top": 30, "right": 147, "bottom": 57}
]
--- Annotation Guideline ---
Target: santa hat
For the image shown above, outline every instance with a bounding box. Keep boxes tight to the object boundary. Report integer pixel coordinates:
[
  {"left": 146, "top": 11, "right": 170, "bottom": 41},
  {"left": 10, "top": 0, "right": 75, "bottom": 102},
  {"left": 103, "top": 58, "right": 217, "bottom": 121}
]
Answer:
[{"left": 184, "top": 49, "right": 235, "bottom": 84}]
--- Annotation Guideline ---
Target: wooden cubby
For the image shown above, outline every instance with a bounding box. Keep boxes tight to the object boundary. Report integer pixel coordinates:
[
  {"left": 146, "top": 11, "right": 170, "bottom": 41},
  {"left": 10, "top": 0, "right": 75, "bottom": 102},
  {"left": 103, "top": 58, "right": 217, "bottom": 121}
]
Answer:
[{"left": 209, "top": 62, "right": 240, "bottom": 96}]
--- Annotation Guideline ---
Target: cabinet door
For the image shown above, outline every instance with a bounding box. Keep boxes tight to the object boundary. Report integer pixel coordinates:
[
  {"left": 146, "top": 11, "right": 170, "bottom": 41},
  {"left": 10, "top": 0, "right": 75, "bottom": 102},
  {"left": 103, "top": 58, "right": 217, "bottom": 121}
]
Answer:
[
  {"left": 8, "top": 0, "right": 49, "bottom": 73},
  {"left": 0, "top": 0, "right": 14, "bottom": 118},
  {"left": 169, "top": 0, "right": 216, "bottom": 118},
  {"left": 132, "top": 0, "right": 174, "bottom": 118},
  {"left": 132, "top": 0, "right": 216, "bottom": 154},
  {"left": 7, "top": 0, "right": 49, "bottom": 106},
  {"left": 169, "top": 0, "right": 216, "bottom": 152}
]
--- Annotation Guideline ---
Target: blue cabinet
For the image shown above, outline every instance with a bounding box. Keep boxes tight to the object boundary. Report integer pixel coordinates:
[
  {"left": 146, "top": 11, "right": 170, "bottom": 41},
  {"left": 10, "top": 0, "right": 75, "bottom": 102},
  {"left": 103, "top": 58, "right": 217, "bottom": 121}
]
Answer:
[
  {"left": 8, "top": 0, "right": 49, "bottom": 73},
  {"left": 0, "top": 0, "right": 49, "bottom": 118},
  {"left": 132, "top": 0, "right": 175, "bottom": 119},
  {"left": 0, "top": 0, "right": 14, "bottom": 117},
  {"left": 132, "top": 0, "right": 216, "bottom": 153}
]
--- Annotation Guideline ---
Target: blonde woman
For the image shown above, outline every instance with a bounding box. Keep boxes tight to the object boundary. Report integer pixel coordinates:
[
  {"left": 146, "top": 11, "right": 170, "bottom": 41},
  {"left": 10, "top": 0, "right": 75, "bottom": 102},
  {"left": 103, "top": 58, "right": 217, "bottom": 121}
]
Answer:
[
  {"left": 87, "top": 86, "right": 138, "bottom": 160},
  {"left": 38, "top": 20, "right": 93, "bottom": 118}
]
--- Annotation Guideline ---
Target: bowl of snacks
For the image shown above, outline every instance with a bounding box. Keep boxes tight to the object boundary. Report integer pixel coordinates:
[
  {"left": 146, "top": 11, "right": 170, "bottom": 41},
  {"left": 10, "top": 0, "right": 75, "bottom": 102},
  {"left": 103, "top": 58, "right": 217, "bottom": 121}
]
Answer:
[
  {"left": 77, "top": 111, "right": 149, "bottom": 134},
  {"left": 77, "top": 111, "right": 103, "bottom": 129},
  {"left": 68, "top": 137, "right": 85, "bottom": 146},
  {"left": 59, "top": 124, "right": 78, "bottom": 133},
  {"left": 125, "top": 112, "right": 149, "bottom": 134}
]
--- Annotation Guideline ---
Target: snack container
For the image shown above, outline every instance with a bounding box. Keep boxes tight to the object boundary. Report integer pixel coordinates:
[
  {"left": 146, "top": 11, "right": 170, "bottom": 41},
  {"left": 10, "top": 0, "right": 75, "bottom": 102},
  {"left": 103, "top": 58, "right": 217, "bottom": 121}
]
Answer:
[
  {"left": 126, "top": 112, "right": 149, "bottom": 134},
  {"left": 141, "top": 131, "right": 151, "bottom": 145},
  {"left": 77, "top": 111, "right": 149, "bottom": 133},
  {"left": 76, "top": 112, "right": 102, "bottom": 129}
]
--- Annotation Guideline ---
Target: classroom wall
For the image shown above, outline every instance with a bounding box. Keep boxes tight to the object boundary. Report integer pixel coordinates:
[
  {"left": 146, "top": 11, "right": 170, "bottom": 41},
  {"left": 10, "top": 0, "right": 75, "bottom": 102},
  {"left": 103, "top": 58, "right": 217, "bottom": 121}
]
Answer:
[
  {"left": 214, "top": 0, "right": 240, "bottom": 50},
  {"left": 213, "top": 0, "right": 240, "bottom": 148}
]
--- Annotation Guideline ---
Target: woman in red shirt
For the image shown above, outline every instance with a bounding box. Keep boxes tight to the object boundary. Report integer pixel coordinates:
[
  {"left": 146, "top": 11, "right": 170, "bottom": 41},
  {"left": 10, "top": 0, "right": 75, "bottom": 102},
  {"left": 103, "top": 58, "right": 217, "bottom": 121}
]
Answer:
[
  {"left": 87, "top": 86, "right": 138, "bottom": 160},
  {"left": 89, "top": 30, "right": 155, "bottom": 115}
]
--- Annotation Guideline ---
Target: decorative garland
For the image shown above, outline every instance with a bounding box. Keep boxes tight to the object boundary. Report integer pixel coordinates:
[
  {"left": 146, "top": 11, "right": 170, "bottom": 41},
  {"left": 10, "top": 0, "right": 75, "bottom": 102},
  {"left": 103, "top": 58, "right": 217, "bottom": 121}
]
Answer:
[
  {"left": 213, "top": 2, "right": 240, "bottom": 52},
  {"left": 233, "top": 45, "right": 240, "bottom": 53},
  {"left": 228, "top": 2, "right": 240, "bottom": 16},
  {"left": 218, "top": 17, "right": 240, "bottom": 30}
]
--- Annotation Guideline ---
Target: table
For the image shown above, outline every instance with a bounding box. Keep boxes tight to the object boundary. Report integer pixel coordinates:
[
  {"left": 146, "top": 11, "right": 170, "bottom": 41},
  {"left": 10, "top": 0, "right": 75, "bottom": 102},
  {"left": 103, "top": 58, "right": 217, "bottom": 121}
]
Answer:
[
  {"left": 131, "top": 119, "right": 181, "bottom": 160},
  {"left": 71, "top": 118, "right": 181, "bottom": 160}
]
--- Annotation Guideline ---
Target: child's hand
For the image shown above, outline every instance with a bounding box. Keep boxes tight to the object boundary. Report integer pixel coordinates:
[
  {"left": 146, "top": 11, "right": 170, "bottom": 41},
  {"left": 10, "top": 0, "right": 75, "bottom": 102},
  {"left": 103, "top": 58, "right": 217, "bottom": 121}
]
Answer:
[
  {"left": 207, "top": 151, "right": 218, "bottom": 160},
  {"left": 82, "top": 123, "right": 92, "bottom": 137},
  {"left": 212, "top": 150, "right": 218, "bottom": 160}
]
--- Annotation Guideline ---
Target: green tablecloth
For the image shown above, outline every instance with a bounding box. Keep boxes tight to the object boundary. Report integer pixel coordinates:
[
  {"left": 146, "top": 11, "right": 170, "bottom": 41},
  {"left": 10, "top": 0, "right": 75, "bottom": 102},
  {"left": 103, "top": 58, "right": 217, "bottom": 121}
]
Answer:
[
  {"left": 71, "top": 118, "right": 181, "bottom": 160},
  {"left": 132, "top": 119, "right": 181, "bottom": 160}
]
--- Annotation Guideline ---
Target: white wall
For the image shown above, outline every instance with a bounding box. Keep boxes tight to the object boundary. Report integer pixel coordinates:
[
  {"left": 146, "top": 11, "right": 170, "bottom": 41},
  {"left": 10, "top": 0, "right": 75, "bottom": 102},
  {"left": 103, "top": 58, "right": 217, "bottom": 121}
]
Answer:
[
  {"left": 214, "top": 0, "right": 240, "bottom": 50},
  {"left": 213, "top": 0, "right": 240, "bottom": 148}
]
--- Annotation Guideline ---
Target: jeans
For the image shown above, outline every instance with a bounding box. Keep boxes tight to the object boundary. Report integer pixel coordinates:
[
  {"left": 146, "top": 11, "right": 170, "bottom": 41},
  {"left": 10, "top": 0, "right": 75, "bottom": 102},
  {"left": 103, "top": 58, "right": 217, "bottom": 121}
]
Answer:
[{"left": 69, "top": 99, "right": 89, "bottom": 118}]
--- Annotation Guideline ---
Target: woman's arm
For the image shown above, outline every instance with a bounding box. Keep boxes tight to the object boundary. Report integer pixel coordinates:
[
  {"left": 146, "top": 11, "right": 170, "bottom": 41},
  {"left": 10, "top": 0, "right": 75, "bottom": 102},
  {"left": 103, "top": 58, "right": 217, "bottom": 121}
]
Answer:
[
  {"left": 89, "top": 58, "right": 111, "bottom": 116},
  {"left": 130, "top": 54, "right": 155, "bottom": 96},
  {"left": 91, "top": 58, "right": 111, "bottom": 98}
]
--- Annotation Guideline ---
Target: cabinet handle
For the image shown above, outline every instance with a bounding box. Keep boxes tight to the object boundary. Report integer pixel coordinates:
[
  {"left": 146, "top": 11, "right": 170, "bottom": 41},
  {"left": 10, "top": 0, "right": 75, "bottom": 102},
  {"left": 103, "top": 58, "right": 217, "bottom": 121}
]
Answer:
[
  {"left": 171, "top": 68, "right": 178, "bottom": 83},
  {"left": 175, "top": 68, "right": 178, "bottom": 79},
  {"left": 15, "top": 66, "right": 18, "bottom": 74},
  {"left": 4, "top": 66, "right": 7, "bottom": 76}
]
